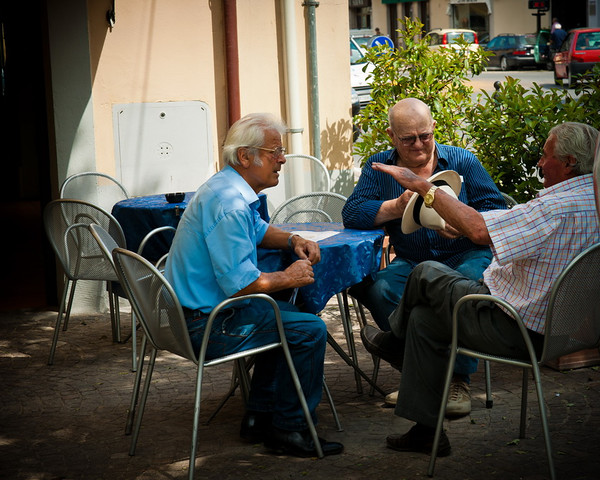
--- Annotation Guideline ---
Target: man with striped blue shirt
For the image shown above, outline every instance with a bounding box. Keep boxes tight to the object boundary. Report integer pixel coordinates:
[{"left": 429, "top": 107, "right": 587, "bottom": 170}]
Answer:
[{"left": 343, "top": 98, "right": 506, "bottom": 415}]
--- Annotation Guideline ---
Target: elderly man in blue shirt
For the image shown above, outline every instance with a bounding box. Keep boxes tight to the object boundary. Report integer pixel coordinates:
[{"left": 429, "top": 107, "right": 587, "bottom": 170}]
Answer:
[
  {"left": 165, "top": 113, "right": 343, "bottom": 458},
  {"left": 343, "top": 98, "right": 506, "bottom": 415}
]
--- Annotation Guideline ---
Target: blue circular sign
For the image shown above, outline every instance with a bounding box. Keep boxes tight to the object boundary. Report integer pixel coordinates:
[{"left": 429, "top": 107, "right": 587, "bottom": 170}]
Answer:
[{"left": 368, "top": 36, "right": 394, "bottom": 49}]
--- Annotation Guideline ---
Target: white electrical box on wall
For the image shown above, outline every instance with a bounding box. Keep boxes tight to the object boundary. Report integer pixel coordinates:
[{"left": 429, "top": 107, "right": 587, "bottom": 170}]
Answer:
[{"left": 113, "top": 101, "right": 214, "bottom": 196}]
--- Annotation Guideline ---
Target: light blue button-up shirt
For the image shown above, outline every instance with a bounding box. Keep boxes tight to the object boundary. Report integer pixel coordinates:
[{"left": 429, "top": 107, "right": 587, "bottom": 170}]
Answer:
[{"left": 164, "top": 166, "right": 269, "bottom": 313}]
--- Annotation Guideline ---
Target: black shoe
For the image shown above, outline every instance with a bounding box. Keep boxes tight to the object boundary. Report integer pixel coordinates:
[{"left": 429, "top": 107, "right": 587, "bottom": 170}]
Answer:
[
  {"left": 240, "top": 411, "right": 272, "bottom": 443},
  {"left": 386, "top": 424, "right": 451, "bottom": 457},
  {"left": 264, "top": 427, "right": 344, "bottom": 457},
  {"left": 360, "top": 325, "right": 403, "bottom": 369}
]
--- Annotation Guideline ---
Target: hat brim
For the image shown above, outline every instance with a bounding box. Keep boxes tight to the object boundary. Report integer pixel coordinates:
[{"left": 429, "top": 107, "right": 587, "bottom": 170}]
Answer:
[{"left": 401, "top": 170, "right": 462, "bottom": 234}]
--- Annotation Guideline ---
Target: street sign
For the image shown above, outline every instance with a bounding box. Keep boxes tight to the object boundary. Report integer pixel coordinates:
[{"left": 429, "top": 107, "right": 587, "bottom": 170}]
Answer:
[
  {"left": 368, "top": 36, "right": 394, "bottom": 49},
  {"left": 528, "top": 0, "right": 549, "bottom": 10}
]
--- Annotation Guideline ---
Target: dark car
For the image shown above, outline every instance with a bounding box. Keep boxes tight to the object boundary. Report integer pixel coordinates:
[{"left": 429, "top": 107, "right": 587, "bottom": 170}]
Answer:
[
  {"left": 484, "top": 33, "right": 538, "bottom": 70},
  {"left": 554, "top": 28, "right": 600, "bottom": 88}
]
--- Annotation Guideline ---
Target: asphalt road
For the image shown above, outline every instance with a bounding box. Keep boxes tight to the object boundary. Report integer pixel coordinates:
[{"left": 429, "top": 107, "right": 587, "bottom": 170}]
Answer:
[{"left": 467, "top": 68, "right": 562, "bottom": 96}]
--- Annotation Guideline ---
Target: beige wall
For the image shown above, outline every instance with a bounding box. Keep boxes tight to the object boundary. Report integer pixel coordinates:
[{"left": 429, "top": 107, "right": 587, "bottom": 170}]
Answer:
[
  {"left": 488, "top": 0, "right": 539, "bottom": 37},
  {"left": 85, "top": 0, "right": 352, "bottom": 185}
]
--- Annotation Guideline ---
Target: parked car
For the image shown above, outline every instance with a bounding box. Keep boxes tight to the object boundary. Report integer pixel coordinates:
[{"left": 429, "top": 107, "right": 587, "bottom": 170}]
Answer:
[
  {"left": 350, "top": 36, "right": 374, "bottom": 108},
  {"left": 425, "top": 28, "right": 479, "bottom": 52},
  {"left": 554, "top": 27, "right": 600, "bottom": 88},
  {"left": 484, "top": 33, "right": 538, "bottom": 70}
]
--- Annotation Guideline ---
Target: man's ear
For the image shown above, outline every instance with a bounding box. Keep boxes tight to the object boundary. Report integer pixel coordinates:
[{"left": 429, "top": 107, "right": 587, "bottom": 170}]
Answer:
[
  {"left": 237, "top": 147, "right": 251, "bottom": 168},
  {"left": 386, "top": 127, "right": 394, "bottom": 142},
  {"left": 565, "top": 154, "right": 577, "bottom": 169}
]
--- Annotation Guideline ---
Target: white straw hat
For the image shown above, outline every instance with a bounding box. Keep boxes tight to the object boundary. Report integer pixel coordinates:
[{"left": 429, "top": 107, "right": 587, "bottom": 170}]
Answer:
[{"left": 401, "top": 170, "right": 462, "bottom": 234}]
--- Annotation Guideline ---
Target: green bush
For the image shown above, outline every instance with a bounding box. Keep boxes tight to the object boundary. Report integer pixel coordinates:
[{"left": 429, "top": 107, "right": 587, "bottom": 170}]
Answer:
[
  {"left": 353, "top": 17, "right": 489, "bottom": 160},
  {"left": 353, "top": 18, "right": 600, "bottom": 203}
]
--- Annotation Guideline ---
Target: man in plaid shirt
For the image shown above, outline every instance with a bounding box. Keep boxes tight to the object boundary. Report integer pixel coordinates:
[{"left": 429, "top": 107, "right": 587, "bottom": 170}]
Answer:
[{"left": 360, "top": 121, "right": 600, "bottom": 456}]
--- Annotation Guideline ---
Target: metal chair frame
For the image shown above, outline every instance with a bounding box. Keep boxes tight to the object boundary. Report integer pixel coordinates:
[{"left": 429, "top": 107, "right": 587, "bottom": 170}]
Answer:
[
  {"left": 111, "top": 248, "right": 324, "bottom": 479},
  {"left": 429, "top": 242, "right": 600, "bottom": 480}
]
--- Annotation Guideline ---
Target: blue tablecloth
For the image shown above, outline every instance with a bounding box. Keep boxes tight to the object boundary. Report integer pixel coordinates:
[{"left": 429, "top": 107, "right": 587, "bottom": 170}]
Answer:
[
  {"left": 258, "top": 222, "right": 384, "bottom": 314},
  {"left": 112, "top": 192, "right": 269, "bottom": 261}
]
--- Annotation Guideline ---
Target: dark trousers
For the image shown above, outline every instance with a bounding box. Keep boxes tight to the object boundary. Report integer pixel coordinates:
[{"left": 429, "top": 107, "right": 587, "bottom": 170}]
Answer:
[{"left": 388, "top": 261, "right": 544, "bottom": 427}]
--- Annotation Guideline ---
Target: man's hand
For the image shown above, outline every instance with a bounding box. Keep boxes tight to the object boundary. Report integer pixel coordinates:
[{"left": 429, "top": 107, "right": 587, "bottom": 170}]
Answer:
[
  {"left": 284, "top": 258, "right": 315, "bottom": 287},
  {"left": 291, "top": 236, "right": 321, "bottom": 265},
  {"left": 372, "top": 163, "right": 430, "bottom": 195}
]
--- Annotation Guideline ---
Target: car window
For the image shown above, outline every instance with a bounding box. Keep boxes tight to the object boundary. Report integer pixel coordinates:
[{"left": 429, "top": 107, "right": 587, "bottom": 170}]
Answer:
[
  {"left": 428, "top": 33, "right": 439, "bottom": 45},
  {"left": 487, "top": 37, "right": 499, "bottom": 49},
  {"left": 447, "top": 32, "right": 475, "bottom": 43},
  {"left": 576, "top": 32, "right": 600, "bottom": 50},
  {"left": 350, "top": 40, "right": 365, "bottom": 65},
  {"left": 560, "top": 33, "right": 574, "bottom": 52},
  {"left": 521, "top": 34, "right": 536, "bottom": 45}
]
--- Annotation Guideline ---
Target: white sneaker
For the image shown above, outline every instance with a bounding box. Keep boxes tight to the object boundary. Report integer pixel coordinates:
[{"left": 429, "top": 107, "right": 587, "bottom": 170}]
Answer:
[
  {"left": 446, "top": 379, "right": 471, "bottom": 417},
  {"left": 384, "top": 390, "right": 398, "bottom": 407},
  {"left": 384, "top": 379, "right": 471, "bottom": 417}
]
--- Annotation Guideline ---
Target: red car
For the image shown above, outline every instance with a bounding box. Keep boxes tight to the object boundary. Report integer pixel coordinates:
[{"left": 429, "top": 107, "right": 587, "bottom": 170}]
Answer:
[{"left": 554, "top": 27, "right": 600, "bottom": 88}]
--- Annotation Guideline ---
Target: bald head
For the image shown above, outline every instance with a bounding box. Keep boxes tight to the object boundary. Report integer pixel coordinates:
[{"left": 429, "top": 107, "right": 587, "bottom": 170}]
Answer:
[{"left": 388, "top": 98, "right": 434, "bottom": 132}]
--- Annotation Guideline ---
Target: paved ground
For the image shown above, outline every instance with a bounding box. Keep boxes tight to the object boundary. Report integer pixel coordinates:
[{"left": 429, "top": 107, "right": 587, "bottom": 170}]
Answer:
[{"left": 2, "top": 299, "right": 600, "bottom": 480}]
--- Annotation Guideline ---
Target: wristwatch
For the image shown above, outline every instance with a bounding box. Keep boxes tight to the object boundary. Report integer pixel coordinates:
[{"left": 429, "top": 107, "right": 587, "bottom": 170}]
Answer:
[{"left": 423, "top": 185, "right": 438, "bottom": 208}]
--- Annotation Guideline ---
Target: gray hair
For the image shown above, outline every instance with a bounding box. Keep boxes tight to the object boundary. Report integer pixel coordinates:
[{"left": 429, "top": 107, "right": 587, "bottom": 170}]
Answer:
[
  {"left": 549, "top": 122, "right": 599, "bottom": 175},
  {"left": 222, "top": 113, "right": 287, "bottom": 167}
]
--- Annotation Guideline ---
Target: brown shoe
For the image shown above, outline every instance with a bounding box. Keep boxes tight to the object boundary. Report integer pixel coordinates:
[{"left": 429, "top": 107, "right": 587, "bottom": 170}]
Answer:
[{"left": 386, "top": 424, "right": 451, "bottom": 457}]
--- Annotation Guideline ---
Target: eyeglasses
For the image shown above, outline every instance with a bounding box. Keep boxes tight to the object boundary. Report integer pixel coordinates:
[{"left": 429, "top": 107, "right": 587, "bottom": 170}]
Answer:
[
  {"left": 395, "top": 132, "right": 434, "bottom": 147},
  {"left": 252, "top": 146, "right": 287, "bottom": 158}
]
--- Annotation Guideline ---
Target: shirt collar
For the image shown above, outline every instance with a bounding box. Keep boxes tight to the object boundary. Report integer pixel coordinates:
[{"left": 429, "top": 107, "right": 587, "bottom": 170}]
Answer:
[
  {"left": 221, "top": 165, "right": 260, "bottom": 207},
  {"left": 537, "top": 174, "right": 593, "bottom": 197}
]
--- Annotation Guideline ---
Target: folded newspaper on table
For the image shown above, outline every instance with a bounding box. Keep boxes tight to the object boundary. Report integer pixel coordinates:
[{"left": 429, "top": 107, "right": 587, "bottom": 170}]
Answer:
[{"left": 292, "top": 230, "right": 339, "bottom": 242}]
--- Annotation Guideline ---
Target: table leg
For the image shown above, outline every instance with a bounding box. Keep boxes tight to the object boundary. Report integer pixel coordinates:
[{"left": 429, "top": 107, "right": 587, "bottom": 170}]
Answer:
[{"left": 326, "top": 332, "right": 386, "bottom": 397}]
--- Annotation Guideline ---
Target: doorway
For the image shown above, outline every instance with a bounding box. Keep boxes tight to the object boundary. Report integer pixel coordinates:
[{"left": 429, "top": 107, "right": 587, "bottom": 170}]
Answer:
[{"left": 0, "top": 2, "right": 56, "bottom": 311}]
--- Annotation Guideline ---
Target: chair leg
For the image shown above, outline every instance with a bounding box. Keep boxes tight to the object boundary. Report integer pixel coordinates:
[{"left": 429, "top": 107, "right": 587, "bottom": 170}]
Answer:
[
  {"left": 485, "top": 360, "right": 493, "bottom": 408},
  {"left": 188, "top": 362, "right": 206, "bottom": 480},
  {"left": 519, "top": 368, "right": 529, "bottom": 438},
  {"left": 323, "top": 376, "right": 343, "bottom": 432},
  {"left": 125, "top": 335, "right": 147, "bottom": 435},
  {"left": 62, "top": 278, "right": 77, "bottom": 331},
  {"left": 337, "top": 291, "right": 362, "bottom": 394},
  {"left": 530, "top": 363, "right": 556, "bottom": 480},
  {"left": 130, "top": 312, "right": 137, "bottom": 372},
  {"left": 350, "top": 294, "right": 381, "bottom": 396},
  {"left": 48, "top": 279, "right": 71, "bottom": 365},
  {"left": 428, "top": 348, "right": 457, "bottom": 477},
  {"left": 129, "top": 346, "right": 157, "bottom": 456}
]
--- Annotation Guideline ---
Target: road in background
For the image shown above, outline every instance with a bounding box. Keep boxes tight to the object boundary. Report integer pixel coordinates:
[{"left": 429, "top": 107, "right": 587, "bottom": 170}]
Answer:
[{"left": 468, "top": 69, "right": 559, "bottom": 96}]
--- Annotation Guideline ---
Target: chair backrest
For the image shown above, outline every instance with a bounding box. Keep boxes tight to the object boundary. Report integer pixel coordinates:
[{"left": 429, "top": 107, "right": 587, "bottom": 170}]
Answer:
[
  {"left": 263, "top": 154, "right": 331, "bottom": 213},
  {"left": 269, "top": 192, "right": 347, "bottom": 224},
  {"left": 541, "top": 242, "right": 600, "bottom": 362},
  {"left": 43, "top": 199, "right": 126, "bottom": 281},
  {"left": 111, "top": 247, "right": 197, "bottom": 363},
  {"left": 501, "top": 192, "right": 518, "bottom": 209},
  {"left": 60, "top": 172, "right": 129, "bottom": 213},
  {"left": 88, "top": 223, "right": 121, "bottom": 269}
]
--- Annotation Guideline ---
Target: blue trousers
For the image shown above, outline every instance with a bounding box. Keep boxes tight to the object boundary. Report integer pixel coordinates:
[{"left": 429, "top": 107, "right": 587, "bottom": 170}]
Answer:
[
  {"left": 186, "top": 299, "right": 327, "bottom": 431},
  {"left": 350, "top": 248, "right": 493, "bottom": 379}
]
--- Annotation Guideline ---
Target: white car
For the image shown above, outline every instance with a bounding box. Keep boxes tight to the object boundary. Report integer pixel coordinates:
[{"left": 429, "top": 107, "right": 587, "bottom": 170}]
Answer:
[
  {"left": 425, "top": 28, "right": 480, "bottom": 52},
  {"left": 350, "top": 36, "right": 375, "bottom": 108}
]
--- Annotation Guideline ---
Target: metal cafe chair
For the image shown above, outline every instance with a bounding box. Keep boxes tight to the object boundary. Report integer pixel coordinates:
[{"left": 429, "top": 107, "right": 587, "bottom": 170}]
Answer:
[
  {"left": 43, "top": 199, "right": 127, "bottom": 365},
  {"left": 269, "top": 192, "right": 384, "bottom": 397},
  {"left": 111, "top": 248, "right": 324, "bottom": 480},
  {"left": 44, "top": 199, "right": 175, "bottom": 370},
  {"left": 429, "top": 242, "right": 600, "bottom": 480}
]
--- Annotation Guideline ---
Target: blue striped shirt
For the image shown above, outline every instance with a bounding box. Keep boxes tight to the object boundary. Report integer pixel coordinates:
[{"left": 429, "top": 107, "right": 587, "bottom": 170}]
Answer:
[{"left": 342, "top": 144, "right": 506, "bottom": 267}]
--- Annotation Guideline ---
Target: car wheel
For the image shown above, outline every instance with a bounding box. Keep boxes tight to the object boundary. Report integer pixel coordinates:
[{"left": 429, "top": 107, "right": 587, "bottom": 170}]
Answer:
[
  {"left": 500, "top": 57, "right": 509, "bottom": 71},
  {"left": 553, "top": 68, "right": 562, "bottom": 86}
]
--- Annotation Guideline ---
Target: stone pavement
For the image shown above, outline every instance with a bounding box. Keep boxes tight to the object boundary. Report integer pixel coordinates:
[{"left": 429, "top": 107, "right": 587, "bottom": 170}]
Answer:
[{"left": 2, "top": 300, "right": 600, "bottom": 480}]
